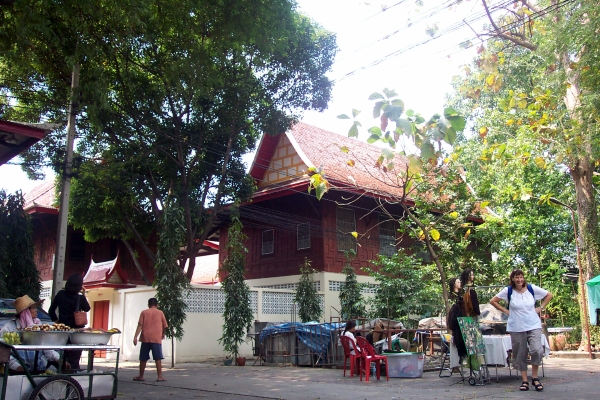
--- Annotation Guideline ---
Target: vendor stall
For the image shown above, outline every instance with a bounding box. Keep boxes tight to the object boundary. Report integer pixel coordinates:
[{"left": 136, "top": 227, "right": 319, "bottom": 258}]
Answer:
[{"left": 1, "top": 343, "right": 119, "bottom": 400}]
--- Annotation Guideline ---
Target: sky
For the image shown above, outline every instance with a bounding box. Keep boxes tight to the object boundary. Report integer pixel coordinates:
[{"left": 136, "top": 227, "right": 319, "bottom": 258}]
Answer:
[{"left": 0, "top": 0, "right": 498, "bottom": 195}]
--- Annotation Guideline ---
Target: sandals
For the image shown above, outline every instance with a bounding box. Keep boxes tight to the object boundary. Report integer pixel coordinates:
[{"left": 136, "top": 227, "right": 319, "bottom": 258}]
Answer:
[
  {"left": 519, "top": 381, "right": 529, "bottom": 391},
  {"left": 532, "top": 377, "right": 544, "bottom": 391}
]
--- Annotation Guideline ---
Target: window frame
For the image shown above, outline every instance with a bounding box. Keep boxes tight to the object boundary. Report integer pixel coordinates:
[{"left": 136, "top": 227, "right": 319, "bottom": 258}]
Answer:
[
  {"left": 336, "top": 207, "right": 356, "bottom": 252},
  {"left": 378, "top": 215, "right": 397, "bottom": 257},
  {"left": 297, "top": 223, "right": 311, "bottom": 250},
  {"left": 261, "top": 229, "right": 274, "bottom": 255}
]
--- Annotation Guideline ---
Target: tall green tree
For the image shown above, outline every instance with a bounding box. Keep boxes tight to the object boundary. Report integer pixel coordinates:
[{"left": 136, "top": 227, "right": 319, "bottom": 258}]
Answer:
[
  {"left": 309, "top": 89, "right": 481, "bottom": 312},
  {"left": 0, "top": 190, "right": 41, "bottom": 299},
  {"left": 218, "top": 207, "right": 253, "bottom": 362},
  {"left": 364, "top": 250, "right": 441, "bottom": 325},
  {"left": 448, "top": 0, "right": 600, "bottom": 345},
  {"left": 339, "top": 250, "right": 366, "bottom": 321},
  {"left": 1, "top": 1, "right": 337, "bottom": 280},
  {"left": 153, "top": 197, "right": 189, "bottom": 366},
  {"left": 294, "top": 258, "right": 322, "bottom": 323}
]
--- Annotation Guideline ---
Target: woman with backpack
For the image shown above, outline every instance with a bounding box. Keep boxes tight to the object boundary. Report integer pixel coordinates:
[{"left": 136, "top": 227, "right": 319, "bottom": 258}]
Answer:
[{"left": 490, "top": 269, "right": 553, "bottom": 392}]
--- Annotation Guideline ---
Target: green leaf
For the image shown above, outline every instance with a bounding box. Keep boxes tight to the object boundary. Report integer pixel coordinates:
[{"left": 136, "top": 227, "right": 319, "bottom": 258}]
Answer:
[
  {"left": 352, "top": 108, "right": 361, "bottom": 118},
  {"left": 368, "top": 92, "right": 385, "bottom": 100},
  {"left": 337, "top": 114, "right": 351, "bottom": 119},
  {"left": 385, "top": 104, "right": 404, "bottom": 121},
  {"left": 382, "top": 88, "right": 398, "bottom": 98},
  {"left": 316, "top": 181, "right": 328, "bottom": 200},
  {"left": 391, "top": 98, "right": 405, "bottom": 108},
  {"left": 446, "top": 115, "right": 466, "bottom": 132},
  {"left": 368, "top": 126, "right": 383, "bottom": 136},
  {"left": 349, "top": 124, "right": 359, "bottom": 138},
  {"left": 420, "top": 141, "right": 436, "bottom": 160},
  {"left": 381, "top": 147, "right": 395, "bottom": 160},
  {"left": 445, "top": 127, "right": 457, "bottom": 145},
  {"left": 396, "top": 118, "right": 413, "bottom": 136},
  {"left": 367, "top": 134, "right": 380, "bottom": 144},
  {"left": 373, "top": 101, "right": 385, "bottom": 118}
]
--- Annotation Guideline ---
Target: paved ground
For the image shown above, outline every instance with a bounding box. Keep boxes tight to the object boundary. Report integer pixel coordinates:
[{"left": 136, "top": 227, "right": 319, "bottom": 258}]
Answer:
[{"left": 94, "top": 356, "right": 600, "bottom": 400}]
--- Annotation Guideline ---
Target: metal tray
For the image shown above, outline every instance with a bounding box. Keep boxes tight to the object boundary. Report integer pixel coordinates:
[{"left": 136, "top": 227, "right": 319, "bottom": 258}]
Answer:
[
  {"left": 69, "top": 332, "right": 113, "bottom": 345},
  {"left": 19, "top": 330, "right": 70, "bottom": 346}
]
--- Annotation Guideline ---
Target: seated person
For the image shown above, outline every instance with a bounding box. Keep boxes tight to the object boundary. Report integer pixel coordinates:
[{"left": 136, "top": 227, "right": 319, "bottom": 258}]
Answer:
[
  {"left": 338, "top": 320, "right": 361, "bottom": 354},
  {"left": 0, "top": 295, "right": 68, "bottom": 372}
]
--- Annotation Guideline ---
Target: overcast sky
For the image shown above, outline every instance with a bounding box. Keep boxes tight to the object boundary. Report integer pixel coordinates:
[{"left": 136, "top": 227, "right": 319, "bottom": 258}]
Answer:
[{"left": 1, "top": 0, "right": 497, "bottom": 194}]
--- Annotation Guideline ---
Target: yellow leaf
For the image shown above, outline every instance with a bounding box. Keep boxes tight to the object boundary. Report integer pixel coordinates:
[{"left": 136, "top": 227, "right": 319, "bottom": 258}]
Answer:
[
  {"left": 534, "top": 157, "right": 546, "bottom": 169},
  {"left": 464, "top": 229, "right": 471, "bottom": 239},
  {"left": 351, "top": 231, "right": 358, "bottom": 239},
  {"left": 347, "top": 159, "right": 355, "bottom": 167},
  {"left": 517, "top": 99, "right": 528, "bottom": 109},
  {"left": 478, "top": 126, "right": 488, "bottom": 138},
  {"left": 506, "top": 119, "right": 514, "bottom": 126},
  {"left": 430, "top": 229, "right": 441, "bottom": 241},
  {"left": 479, "top": 201, "right": 489, "bottom": 209},
  {"left": 449, "top": 211, "right": 459, "bottom": 219},
  {"left": 340, "top": 146, "right": 349, "bottom": 153},
  {"left": 418, "top": 230, "right": 425, "bottom": 240},
  {"left": 485, "top": 74, "right": 495, "bottom": 87}
]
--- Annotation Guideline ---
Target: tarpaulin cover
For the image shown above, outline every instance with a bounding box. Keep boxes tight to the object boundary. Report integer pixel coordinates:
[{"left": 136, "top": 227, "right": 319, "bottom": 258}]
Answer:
[
  {"left": 258, "top": 322, "right": 344, "bottom": 355},
  {"left": 586, "top": 275, "right": 600, "bottom": 325}
]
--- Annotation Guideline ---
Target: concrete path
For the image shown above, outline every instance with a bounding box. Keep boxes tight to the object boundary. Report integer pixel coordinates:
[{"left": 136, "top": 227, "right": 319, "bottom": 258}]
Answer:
[{"left": 98, "top": 357, "right": 599, "bottom": 400}]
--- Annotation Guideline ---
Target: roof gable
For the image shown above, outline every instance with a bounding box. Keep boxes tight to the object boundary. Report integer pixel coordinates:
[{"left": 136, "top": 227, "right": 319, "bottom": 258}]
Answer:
[
  {"left": 250, "top": 121, "right": 409, "bottom": 200},
  {"left": 83, "top": 252, "right": 135, "bottom": 289}
]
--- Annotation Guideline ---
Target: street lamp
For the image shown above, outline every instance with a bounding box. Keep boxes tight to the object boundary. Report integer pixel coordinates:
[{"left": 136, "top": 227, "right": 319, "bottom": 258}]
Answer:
[{"left": 549, "top": 197, "right": 593, "bottom": 359}]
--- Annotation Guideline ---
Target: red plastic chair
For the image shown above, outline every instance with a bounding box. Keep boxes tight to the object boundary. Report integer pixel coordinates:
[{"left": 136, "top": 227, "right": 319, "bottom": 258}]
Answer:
[
  {"left": 356, "top": 336, "right": 389, "bottom": 382},
  {"left": 339, "top": 335, "right": 362, "bottom": 377}
]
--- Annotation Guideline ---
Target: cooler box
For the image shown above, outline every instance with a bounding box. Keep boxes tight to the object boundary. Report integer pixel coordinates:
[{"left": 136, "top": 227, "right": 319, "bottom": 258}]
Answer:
[{"left": 384, "top": 352, "right": 425, "bottom": 378}]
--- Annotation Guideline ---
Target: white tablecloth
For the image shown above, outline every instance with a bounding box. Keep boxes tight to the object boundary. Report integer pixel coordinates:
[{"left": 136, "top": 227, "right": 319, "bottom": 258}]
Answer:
[{"left": 450, "top": 334, "right": 550, "bottom": 368}]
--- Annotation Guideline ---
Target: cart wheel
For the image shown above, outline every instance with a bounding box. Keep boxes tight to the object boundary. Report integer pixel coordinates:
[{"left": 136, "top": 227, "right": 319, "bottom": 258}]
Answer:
[
  {"left": 29, "top": 375, "right": 84, "bottom": 400},
  {"left": 468, "top": 377, "right": 476, "bottom": 386}
]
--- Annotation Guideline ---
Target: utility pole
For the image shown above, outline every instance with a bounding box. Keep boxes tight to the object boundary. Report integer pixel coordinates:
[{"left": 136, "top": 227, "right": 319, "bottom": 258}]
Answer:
[{"left": 52, "top": 63, "right": 80, "bottom": 298}]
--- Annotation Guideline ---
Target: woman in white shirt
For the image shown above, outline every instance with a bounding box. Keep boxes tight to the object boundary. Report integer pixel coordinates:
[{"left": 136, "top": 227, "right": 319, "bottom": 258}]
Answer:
[
  {"left": 490, "top": 269, "right": 552, "bottom": 392},
  {"left": 340, "top": 320, "right": 360, "bottom": 355}
]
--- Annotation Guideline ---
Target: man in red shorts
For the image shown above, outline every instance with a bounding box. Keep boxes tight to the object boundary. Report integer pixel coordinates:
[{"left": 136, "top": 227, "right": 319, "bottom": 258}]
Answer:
[{"left": 132, "top": 298, "right": 168, "bottom": 382}]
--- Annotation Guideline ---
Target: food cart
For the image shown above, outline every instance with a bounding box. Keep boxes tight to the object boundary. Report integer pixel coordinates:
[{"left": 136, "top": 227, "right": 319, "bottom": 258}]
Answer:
[{"left": 0, "top": 331, "right": 120, "bottom": 400}]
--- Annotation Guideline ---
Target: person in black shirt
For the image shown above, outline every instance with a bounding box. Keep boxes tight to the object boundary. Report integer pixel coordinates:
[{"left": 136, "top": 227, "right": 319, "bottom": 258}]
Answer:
[{"left": 49, "top": 273, "right": 91, "bottom": 369}]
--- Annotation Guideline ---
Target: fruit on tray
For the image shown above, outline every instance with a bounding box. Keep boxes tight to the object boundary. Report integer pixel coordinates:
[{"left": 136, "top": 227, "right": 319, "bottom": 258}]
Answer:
[
  {"left": 75, "top": 327, "right": 121, "bottom": 334},
  {"left": 2, "top": 331, "right": 21, "bottom": 345},
  {"left": 23, "top": 323, "right": 71, "bottom": 331}
]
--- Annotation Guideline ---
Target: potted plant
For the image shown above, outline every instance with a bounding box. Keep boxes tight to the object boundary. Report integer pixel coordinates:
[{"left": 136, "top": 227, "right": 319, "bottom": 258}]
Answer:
[{"left": 218, "top": 207, "right": 254, "bottom": 366}]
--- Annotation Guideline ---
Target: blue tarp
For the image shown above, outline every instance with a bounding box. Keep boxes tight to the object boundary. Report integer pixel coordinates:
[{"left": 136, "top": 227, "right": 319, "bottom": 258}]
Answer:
[{"left": 258, "top": 322, "right": 344, "bottom": 355}]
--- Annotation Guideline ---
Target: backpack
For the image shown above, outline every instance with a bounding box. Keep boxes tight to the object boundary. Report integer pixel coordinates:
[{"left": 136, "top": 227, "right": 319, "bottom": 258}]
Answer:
[{"left": 507, "top": 283, "right": 534, "bottom": 309}]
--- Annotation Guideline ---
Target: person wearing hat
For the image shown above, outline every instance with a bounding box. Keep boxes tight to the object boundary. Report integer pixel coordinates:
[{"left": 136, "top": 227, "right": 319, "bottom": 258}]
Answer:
[{"left": 0, "top": 295, "right": 65, "bottom": 372}]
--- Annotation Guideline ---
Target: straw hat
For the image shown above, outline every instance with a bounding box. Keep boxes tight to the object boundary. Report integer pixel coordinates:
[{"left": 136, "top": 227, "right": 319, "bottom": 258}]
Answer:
[{"left": 13, "top": 295, "right": 43, "bottom": 314}]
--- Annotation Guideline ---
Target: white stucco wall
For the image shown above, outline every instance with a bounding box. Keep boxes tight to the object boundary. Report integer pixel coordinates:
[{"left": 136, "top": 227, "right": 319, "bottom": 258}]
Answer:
[{"left": 42, "top": 271, "right": 378, "bottom": 363}]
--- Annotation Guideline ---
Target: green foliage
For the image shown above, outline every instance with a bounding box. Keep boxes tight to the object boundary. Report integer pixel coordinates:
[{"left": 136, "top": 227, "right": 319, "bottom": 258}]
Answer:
[
  {"left": 218, "top": 207, "right": 253, "bottom": 358},
  {"left": 0, "top": 190, "right": 42, "bottom": 300},
  {"left": 339, "top": 250, "right": 366, "bottom": 320},
  {"left": 294, "top": 258, "right": 322, "bottom": 323},
  {"left": 364, "top": 250, "right": 442, "bottom": 327},
  {"left": 153, "top": 198, "right": 190, "bottom": 340},
  {"left": 0, "top": 0, "right": 338, "bottom": 281}
]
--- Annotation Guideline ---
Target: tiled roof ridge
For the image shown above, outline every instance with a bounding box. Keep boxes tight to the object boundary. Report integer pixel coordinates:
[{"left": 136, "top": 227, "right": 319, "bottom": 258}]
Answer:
[{"left": 23, "top": 181, "right": 56, "bottom": 209}]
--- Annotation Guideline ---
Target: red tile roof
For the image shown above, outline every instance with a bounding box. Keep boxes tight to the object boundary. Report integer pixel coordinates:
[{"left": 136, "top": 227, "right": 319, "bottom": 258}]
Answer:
[
  {"left": 23, "top": 181, "right": 58, "bottom": 214},
  {"left": 251, "top": 121, "right": 409, "bottom": 200},
  {"left": 83, "top": 253, "right": 135, "bottom": 289}
]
